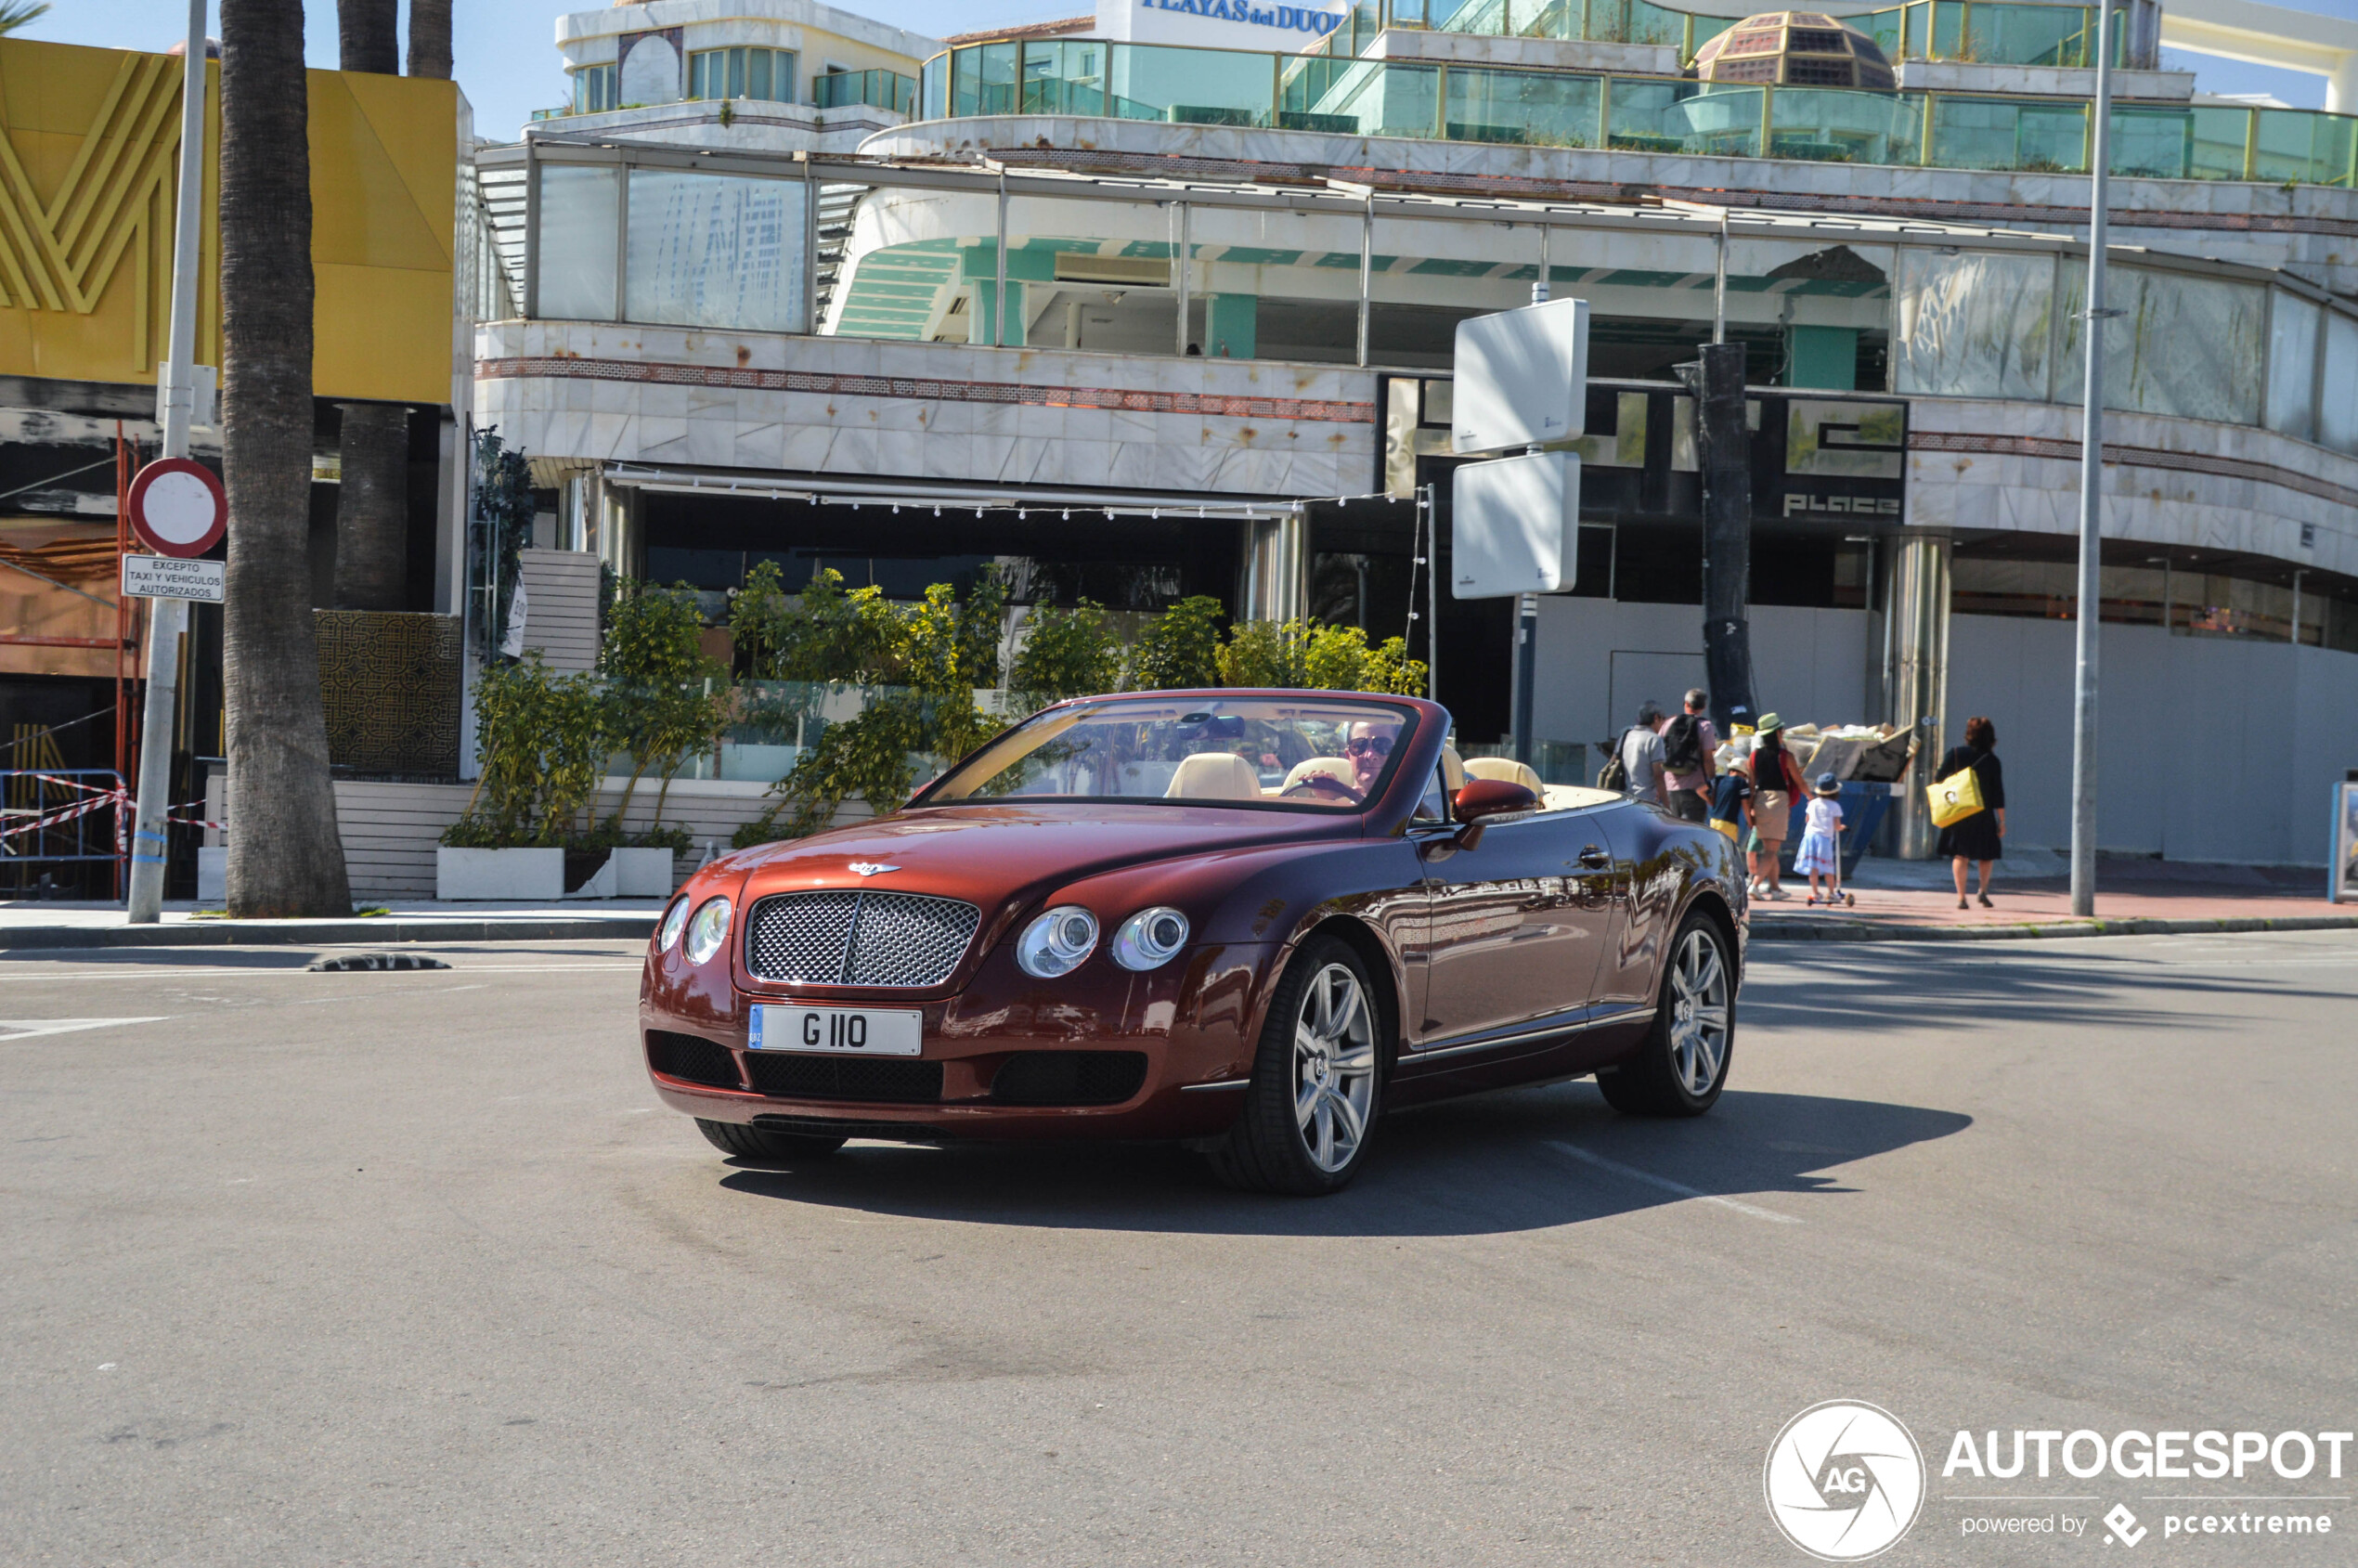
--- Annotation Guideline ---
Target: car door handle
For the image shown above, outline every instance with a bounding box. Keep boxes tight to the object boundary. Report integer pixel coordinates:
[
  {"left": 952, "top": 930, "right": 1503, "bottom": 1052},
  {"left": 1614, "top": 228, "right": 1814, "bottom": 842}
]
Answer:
[{"left": 1578, "top": 847, "right": 1611, "bottom": 869}]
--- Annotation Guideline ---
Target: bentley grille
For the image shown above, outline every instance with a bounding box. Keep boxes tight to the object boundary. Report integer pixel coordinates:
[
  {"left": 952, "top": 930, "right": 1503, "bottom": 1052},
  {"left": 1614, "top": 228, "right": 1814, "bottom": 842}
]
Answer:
[{"left": 745, "top": 890, "right": 981, "bottom": 987}]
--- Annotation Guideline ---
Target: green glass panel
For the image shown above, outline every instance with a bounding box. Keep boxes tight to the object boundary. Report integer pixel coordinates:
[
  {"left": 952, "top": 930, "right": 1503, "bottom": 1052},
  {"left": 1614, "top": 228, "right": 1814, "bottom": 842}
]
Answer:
[
  {"left": 1626, "top": 0, "right": 1685, "bottom": 46},
  {"left": 1931, "top": 0, "right": 1963, "bottom": 58},
  {"left": 1444, "top": 67, "right": 1602, "bottom": 148},
  {"left": 1965, "top": 4, "right": 2089, "bottom": 68},
  {"left": 1110, "top": 43, "right": 1276, "bottom": 126},
  {"left": 2256, "top": 109, "right": 2357, "bottom": 187},
  {"left": 1858, "top": 6, "right": 1904, "bottom": 58},
  {"left": 1520, "top": 0, "right": 1577, "bottom": 40},
  {"left": 973, "top": 42, "right": 1017, "bottom": 116},
  {"left": 1608, "top": 76, "right": 1700, "bottom": 151},
  {"left": 2108, "top": 106, "right": 2192, "bottom": 179},
  {"left": 1768, "top": 86, "right": 1923, "bottom": 165},
  {"left": 922, "top": 54, "right": 948, "bottom": 119},
  {"left": 1929, "top": 97, "right": 2086, "bottom": 172},
  {"left": 1289, "top": 60, "right": 1438, "bottom": 136},
  {"left": 746, "top": 48, "right": 771, "bottom": 101},
  {"left": 1432, "top": 0, "right": 1509, "bottom": 33},
  {"left": 1670, "top": 84, "right": 1763, "bottom": 157},
  {"left": 1689, "top": 14, "right": 1731, "bottom": 55}
]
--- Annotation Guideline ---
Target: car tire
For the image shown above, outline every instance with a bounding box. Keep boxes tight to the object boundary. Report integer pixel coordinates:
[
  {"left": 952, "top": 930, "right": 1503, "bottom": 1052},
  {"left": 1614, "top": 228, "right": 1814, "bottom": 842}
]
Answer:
[
  {"left": 1594, "top": 912, "right": 1735, "bottom": 1118},
  {"left": 695, "top": 1118, "right": 848, "bottom": 1163},
  {"left": 1207, "top": 934, "right": 1387, "bottom": 1196}
]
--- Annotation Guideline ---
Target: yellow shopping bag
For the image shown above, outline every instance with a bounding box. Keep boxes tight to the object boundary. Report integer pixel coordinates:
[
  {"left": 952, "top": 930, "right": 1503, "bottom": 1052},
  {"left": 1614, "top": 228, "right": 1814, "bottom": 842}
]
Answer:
[{"left": 1927, "top": 764, "right": 1985, "bottom": 828}]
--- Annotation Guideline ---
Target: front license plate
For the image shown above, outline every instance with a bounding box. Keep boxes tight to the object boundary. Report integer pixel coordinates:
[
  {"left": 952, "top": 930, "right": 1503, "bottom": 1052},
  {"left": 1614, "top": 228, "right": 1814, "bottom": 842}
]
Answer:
[{"left": 748, "top": 1004, "right": 924, "bottom": 1057}]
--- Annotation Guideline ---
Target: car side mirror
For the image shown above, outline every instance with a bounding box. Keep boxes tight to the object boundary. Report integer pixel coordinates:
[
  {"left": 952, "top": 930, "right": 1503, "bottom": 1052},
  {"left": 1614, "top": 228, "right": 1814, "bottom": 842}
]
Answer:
[{"left": 1450, "top": 778, "right": 1539, "bottom": 851}]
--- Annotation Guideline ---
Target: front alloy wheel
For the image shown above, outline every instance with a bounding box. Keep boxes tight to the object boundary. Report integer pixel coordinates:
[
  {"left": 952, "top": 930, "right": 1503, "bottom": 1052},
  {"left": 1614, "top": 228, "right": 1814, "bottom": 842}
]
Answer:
[
  {"left": 1209, "top": 935, "right": 1386, "bottom": 1195},
  {"left": 1597, "top": 913, "right": 1734, "bottom": 1117}
]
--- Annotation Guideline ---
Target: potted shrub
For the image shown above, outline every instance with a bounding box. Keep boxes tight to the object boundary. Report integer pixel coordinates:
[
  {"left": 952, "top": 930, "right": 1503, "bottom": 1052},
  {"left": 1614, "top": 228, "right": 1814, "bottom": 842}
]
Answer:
[{"left": 438, "top": 654, "right": 607, "bottom": 900}]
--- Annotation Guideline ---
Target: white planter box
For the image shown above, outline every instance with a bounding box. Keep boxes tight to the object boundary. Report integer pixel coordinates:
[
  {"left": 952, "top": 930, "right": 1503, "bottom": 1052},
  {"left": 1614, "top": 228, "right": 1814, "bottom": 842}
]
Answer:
[
  {"left": 436, "top": 846, "right": 564, "bottom": 901},
  {"left": 610, "top": 847, "right": 676, "bottom": 898},
  {"left": 198, "top": 846, "right": 226, "bottom": 903}
]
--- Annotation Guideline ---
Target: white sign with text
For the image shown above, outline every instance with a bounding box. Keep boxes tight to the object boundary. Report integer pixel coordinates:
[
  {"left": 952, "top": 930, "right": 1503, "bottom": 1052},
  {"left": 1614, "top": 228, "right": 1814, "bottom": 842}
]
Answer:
[{"left": 122, "top": 553, "right": 225, "bottom": 603}]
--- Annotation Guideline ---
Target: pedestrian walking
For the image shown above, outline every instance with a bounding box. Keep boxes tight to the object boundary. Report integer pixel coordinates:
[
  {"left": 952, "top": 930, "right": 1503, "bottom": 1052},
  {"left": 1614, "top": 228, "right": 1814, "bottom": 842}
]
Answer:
[
  {"left": 1708, "top": 754, "right": 1754, "bottom": 849},
  {"left": 1661, "top": 687, "right": 1717, "bottom": 823},
  {"left": 1936, "top": 715, "right": 2006, "bottom": 909},
  {"left": 1747, "top": 713, "right": 1807, "bottom": 900},
  {"left": 1796, "top": 771, "right": 1853, "bottom": 906},
  {"left": 1602, "top": 700, "right": 1668, "bottom": 804}
]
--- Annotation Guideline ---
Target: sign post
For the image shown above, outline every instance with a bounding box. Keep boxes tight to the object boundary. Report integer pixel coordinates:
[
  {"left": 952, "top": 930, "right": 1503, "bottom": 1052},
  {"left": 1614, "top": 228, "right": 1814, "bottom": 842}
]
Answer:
[
  {"left": 1448, "top": 298, "right": 1587, "bottom": 767},
  {"left": 124, "top": 0, "right": 210, "bottom": 924}
]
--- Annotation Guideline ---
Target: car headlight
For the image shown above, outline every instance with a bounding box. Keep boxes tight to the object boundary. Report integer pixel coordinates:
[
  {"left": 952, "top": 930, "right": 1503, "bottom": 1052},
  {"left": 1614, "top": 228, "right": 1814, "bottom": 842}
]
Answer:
[
  {"left": 1017, "top": 904, "right": 1098, "bottom": 978},
  {"left": 683, "top": 896, "right": 733, "bottom": 965},
  {"left": 656, "top": 896, "right": 692, "bottom": 952},
  {"left": 1110, "top": 906, "right": 1190, "bottom": 971}
]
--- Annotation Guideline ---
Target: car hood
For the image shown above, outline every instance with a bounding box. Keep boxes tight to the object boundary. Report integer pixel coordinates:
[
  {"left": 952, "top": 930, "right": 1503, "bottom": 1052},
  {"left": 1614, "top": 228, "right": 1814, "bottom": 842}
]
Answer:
[{"left": 729, "top": 802, "right": 1361, "bottom": 905}]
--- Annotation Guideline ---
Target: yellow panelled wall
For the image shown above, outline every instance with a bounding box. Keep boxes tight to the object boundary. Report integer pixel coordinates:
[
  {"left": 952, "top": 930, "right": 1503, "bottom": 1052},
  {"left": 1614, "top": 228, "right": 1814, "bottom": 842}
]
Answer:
[{"left": 0, "top": 38, "right": 456, "bottom": 407}]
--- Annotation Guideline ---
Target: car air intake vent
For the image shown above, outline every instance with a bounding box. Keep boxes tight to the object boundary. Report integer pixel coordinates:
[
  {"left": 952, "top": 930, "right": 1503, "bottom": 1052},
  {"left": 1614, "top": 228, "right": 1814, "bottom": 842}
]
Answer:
[
  {"left": 990, "top": 1051, "right": 1149, "bottom": 1107},
  {"left": 647, "top": 1030, "right": 739, "bottom": 1089},
  {"left": 743, "top": 1052, "right": 944, "bottom": 1103},
  {"left": 746, "top": 890, "right": 981, "bottom": 987}
]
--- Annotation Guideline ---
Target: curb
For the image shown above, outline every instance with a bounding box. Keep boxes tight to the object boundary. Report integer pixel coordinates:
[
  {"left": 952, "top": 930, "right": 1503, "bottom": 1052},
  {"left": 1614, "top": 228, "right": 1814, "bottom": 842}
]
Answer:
[
  {"left": 1751, "top": 913, "right": 2358, "bottom": 944},
  {"left": 0, "top": 914, "right": 659, "bottom": 952}
]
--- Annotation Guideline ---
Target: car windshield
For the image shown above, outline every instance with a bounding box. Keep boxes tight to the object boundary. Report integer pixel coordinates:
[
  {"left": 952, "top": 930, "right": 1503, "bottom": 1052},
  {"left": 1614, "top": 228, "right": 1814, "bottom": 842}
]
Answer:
[{"left": 921, "top": 697, "right": 1418, "bottom": 811}]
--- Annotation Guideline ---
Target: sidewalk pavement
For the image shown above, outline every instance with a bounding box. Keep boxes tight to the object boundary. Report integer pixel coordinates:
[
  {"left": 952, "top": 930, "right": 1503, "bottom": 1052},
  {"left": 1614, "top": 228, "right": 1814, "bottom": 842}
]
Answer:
[
  {"left": 0, "top": 900, "right": 666, "bottom": 951},
  {"left": 0, "top": 861, "right": 2351, "bottom": 951},
  {"left": 1753, "top": 851, "right": 2356, "bottom": 942}
]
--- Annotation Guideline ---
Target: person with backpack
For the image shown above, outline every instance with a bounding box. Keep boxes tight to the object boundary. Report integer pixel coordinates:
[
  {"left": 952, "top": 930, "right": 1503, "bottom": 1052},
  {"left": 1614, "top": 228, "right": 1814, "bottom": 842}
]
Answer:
[
  {"left": 1598, "top": 701, "right": 1668, "bottom": 803},
  {"left": 1661, "top": 687, "right": 1717, "bottom": 823}
]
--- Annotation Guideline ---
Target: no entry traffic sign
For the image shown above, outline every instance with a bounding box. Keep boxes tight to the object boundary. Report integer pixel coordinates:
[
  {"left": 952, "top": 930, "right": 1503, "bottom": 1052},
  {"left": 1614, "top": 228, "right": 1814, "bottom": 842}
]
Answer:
[{"left": 126, "top": 457, "right": 226, "bottom": 558}]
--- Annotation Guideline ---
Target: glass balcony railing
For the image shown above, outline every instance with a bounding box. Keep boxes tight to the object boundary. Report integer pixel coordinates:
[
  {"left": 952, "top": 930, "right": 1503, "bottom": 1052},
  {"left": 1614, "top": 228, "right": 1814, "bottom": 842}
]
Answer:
[
  {"left": 1298, "top": 0, "right": 2123, "bottom": 68},
  {"left": 918, "top": 38, "right": 2358, "bottom": 187},
  {"left": 813, "top": 67, "right": 918, "bottom": 115}
]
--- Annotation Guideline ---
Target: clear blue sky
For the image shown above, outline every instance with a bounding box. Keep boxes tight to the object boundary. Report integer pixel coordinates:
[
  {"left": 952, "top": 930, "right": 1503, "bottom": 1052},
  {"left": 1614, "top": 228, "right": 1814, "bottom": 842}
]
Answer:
[{"left": 16, "top": 0, "right": 2358, "bottom": 139}]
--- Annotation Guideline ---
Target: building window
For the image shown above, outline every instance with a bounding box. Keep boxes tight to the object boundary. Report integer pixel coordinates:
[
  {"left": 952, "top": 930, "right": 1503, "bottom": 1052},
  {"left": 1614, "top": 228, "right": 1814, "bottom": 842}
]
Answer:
[
  {"left": 689, "top": 46, "right": 799, "bottom": 103},
  {"left": 572, "top": 63, "right": 615, "bottom": 113}
]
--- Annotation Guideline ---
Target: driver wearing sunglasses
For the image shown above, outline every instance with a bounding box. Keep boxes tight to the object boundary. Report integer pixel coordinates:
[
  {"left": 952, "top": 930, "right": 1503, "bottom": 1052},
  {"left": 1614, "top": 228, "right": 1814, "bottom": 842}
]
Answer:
[{"left": 1345, "top": 721, "right": 1398, "bottom": 793}]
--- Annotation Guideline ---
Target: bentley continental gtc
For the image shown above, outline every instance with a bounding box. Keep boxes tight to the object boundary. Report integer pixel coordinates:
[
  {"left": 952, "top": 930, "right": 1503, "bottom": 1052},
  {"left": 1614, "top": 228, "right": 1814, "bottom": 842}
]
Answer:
[{"left": 639, "top": 691, "right": 1745, "bottom": 1194}]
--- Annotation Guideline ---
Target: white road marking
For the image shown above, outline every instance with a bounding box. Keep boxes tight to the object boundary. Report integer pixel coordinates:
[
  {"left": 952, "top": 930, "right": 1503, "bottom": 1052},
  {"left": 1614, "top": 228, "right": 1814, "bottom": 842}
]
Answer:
[
  {"left": 1545, "top": 1140, "right": 1803, "bottom": 1225},
  {"left": 0, "top": 1017, "right": 169, "bottom": 1039}
]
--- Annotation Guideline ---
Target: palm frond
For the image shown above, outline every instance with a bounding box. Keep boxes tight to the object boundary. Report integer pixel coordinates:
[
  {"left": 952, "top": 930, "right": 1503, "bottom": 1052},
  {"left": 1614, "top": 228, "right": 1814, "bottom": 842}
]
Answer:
[{"left": 0, "top": 1, "right": 51, "bottom": 35}]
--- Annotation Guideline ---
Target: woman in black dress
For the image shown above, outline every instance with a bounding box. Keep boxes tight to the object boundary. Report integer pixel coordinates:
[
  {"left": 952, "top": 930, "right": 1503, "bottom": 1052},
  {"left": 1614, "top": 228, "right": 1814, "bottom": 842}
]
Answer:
[{"left": 1935, "top": 715, "right": 2006, "bottom": 909}]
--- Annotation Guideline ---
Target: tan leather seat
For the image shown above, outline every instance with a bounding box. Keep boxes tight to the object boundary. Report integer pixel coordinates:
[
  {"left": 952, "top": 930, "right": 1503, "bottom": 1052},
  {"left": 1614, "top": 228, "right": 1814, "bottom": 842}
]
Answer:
[
  {"left": 1439, "top": 745, "right": 1466, "bottom": 795},
  {"left": 1465, "top": 757, "right": 1544, "bottom": 793},
  {"left": 1281, "top": 757, "right": 1354, "bottom": 794},
  {"left": 1164, "top": 751, "right": 1263, "bottom": 800}
]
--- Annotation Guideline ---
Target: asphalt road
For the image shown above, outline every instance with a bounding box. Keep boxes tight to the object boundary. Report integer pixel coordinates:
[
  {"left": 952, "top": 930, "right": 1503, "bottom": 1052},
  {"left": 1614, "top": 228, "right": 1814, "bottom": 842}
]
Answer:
[{"left": 4, "top": 928, "right": 2355, "bottom": 1566}]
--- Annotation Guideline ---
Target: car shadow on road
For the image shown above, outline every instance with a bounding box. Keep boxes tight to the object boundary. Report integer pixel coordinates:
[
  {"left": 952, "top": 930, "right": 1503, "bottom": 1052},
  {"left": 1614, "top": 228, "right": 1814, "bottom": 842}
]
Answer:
[{"left": 714, "top": 1083, "right": 1971, "bottom": 1238}]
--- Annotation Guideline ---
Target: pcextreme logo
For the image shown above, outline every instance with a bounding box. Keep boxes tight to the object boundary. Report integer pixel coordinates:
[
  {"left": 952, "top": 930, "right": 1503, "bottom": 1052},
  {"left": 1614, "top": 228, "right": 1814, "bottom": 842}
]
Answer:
[{"left": 1765, "top": 1401, "right": 1928, "bottom": 1562}]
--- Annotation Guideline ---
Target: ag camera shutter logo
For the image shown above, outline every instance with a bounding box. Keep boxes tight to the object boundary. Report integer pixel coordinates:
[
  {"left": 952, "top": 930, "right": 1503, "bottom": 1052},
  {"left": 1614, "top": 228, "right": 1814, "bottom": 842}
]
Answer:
[{"left": 1765, "top": 1400, "right": 1926, "bottom": 1561}]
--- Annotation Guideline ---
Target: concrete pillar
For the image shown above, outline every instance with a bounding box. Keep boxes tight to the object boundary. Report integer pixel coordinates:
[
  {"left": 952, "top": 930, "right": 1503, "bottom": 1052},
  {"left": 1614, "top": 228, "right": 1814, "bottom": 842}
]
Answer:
[
  {"left": 1881, "top": 528, "right": 1952, "bottom": 860},
  {"left": 2330, "top": 52, "right": 2358, "bottom": 115},
  {"left": 1237, "top": 510, "right": 1309, "bottom": 624}
]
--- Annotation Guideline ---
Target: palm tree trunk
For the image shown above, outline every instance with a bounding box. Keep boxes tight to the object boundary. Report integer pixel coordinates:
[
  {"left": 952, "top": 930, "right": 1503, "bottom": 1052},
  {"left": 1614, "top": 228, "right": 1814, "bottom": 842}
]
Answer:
[
  {"left": 333, "top": 402, "right": 408, "bottom": 608},
  {"left": 337, "top": 0, "right": 397, "bottom": 73},
  {"left": 408, "top": 0, "right": 452, "bottom": 79},
  {"left": 221, "top": 0, "right": 352, "bottom": 918}
]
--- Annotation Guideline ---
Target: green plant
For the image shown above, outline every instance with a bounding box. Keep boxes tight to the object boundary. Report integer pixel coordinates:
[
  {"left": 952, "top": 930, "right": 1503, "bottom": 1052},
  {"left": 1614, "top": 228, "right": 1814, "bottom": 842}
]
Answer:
[
  {"left": 732, "top": 569, "right": 1011, "bottom": 847},
  {"left": 1129, "top": 595, "right": 1224, "bottom": 690},
  {"left": 444, "top": 652, "right": 611, "bottom": 847},
  {"left": 600, "top": 578, "right": 730, "bottom": 833},
  {"left": 1217, "top": 619, "right": 1430, "bottom": 695},
  {"left": 1009, "top": 598, "right": 1122, "bottom": 707}
]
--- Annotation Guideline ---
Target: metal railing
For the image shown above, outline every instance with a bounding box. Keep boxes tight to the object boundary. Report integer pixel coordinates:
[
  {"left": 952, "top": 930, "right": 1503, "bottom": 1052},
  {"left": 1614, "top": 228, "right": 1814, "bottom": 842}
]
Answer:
[
  {"left": 0, "top": 768, "right": 125, "bottom": 888},
  {"left": 920, "top": 36, "right": 2358, "bottom": 187},
  {"left": 814, "top": 68, "right": 918, "bottom": 115}
]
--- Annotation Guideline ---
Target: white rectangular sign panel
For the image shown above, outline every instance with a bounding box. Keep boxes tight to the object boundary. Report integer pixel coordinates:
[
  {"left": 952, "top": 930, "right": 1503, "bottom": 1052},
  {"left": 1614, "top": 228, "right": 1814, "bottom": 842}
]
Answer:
[
  {"left": 123, "top": 552, "right": 225, "bottom": 602},
  {"left": 1452, "top": 297, "right": 1589, "bottom": 455},
  {"left": 1449, "top": 449, "right": 1579, "bottom": 598}
]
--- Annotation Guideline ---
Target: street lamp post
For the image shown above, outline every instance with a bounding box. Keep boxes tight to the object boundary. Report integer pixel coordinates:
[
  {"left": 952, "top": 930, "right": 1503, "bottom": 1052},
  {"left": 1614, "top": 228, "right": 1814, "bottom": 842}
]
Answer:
[
  {"left": 2068, "top": 0, "right": 2119, "bottom": 920},
  {"left": 125, "top": 0, "right": 207, "bottom": 924}
]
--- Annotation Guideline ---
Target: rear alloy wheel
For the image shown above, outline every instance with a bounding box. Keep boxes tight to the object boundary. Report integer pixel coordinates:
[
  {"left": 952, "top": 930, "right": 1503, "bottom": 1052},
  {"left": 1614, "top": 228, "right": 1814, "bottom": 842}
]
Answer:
[
  {"left": 696, "top": 1118, "right": 847, "bottom": 1164},
  {"left": 1209, "top": 935, "right": 1384, "bottom": 1196},
  {"left": 1595, "top": 914, "right": 1734, "bottom": 1117}
]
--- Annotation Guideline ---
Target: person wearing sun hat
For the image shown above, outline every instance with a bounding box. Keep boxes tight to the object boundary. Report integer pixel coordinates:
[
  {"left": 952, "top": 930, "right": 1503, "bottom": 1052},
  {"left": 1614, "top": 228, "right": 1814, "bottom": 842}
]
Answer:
[
  {"left": 1746, "top": 713, "right": 1807, "bottom": 899},
  {"left": 1795, "top": 770, "right": 1847, "bottom": 905}
]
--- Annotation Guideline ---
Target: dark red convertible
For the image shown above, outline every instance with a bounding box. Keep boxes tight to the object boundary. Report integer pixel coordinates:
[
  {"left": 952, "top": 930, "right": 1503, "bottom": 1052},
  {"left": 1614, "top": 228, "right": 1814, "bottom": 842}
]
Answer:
[{"left": 640, "top": 691, "right": 1745, "bottom": 1194}]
